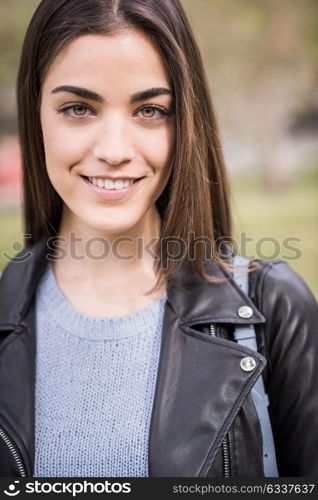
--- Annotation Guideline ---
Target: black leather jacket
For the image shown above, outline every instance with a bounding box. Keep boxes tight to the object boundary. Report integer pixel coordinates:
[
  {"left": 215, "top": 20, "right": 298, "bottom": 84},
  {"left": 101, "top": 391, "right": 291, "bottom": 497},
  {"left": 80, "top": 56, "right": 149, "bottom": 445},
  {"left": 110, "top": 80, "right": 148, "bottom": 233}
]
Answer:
[{"left": 0, "top": 237, "right": 317, "bottom": 477}]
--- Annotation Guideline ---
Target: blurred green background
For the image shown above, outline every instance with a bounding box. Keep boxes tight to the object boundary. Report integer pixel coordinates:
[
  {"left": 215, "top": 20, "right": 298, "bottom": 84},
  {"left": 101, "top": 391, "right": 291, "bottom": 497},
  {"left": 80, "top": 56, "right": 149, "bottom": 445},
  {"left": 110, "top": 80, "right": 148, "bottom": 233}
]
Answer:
[{"left": 0, "top": 0, "right": 317, "bottom": 297}]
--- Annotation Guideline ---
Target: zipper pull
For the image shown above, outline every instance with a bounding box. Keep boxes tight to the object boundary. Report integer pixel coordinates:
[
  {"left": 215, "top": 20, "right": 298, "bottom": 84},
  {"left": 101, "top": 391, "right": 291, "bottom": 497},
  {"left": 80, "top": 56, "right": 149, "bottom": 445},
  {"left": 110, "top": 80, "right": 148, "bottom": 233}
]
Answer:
[{"left": 210, "top": 324, "right": 216, "bottom": 336}]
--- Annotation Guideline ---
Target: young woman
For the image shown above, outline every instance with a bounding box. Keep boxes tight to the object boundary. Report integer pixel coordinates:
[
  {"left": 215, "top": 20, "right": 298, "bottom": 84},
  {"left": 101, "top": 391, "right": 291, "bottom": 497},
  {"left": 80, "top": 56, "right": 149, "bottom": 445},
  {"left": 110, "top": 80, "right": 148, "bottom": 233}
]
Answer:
[{"left": 0, "top": 0, "right": 317, "bottom": 477}]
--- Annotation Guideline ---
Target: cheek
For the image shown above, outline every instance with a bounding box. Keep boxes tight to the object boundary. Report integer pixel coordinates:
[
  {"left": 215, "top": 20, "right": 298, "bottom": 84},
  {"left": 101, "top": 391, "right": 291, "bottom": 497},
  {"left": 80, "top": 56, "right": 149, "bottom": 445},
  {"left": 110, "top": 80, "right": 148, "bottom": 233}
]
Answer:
[
  {"left": 41, "top": 126, "right": 84, "bottom": 201},
  {"left": 139, "top": 125, "right": 175, "bottom": 170},
  {"left": 140, "top": 127, "right": 174, "bottom": 201},
  {"left": 42, "top": 119, "right": 86, "bottom": 175}
]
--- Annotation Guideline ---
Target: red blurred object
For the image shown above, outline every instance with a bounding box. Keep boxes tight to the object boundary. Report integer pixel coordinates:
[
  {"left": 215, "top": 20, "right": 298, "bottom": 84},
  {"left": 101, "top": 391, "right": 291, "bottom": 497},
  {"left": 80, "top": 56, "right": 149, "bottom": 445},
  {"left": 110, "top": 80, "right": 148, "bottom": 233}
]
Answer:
[{"left": 0, "top": 136, "right": 22, "bottom": 209}]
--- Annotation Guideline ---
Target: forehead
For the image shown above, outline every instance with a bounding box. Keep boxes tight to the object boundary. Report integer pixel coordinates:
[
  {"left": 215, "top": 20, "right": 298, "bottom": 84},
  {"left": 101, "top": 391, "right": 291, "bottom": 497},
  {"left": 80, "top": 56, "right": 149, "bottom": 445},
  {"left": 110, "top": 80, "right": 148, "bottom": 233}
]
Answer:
[{"left": 42, "top": 30, "right": 170, "bottom": 97}]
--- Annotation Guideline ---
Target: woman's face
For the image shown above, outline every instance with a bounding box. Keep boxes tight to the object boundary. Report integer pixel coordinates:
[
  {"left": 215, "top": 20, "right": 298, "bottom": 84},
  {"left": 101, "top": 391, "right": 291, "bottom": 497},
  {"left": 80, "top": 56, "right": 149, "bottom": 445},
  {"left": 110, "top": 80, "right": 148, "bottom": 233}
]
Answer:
[{"left": 40, "top": 30, "right": 175, "bottom": 235}]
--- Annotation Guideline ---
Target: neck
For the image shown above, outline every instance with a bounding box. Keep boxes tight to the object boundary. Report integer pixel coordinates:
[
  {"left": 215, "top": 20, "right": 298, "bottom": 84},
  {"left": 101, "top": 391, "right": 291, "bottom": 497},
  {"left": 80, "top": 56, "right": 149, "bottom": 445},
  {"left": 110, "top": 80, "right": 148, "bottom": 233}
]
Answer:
[{"left": 50, "top": 205, "right": 164, "bottom": 292}]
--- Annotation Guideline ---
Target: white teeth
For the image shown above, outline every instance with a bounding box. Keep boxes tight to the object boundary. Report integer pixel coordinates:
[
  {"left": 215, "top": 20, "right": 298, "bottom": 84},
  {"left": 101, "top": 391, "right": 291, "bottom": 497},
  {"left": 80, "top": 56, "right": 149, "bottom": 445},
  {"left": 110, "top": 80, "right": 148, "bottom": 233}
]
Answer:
[
  {"left": 87, "top": 177, "right": 135, "bottom": 190},
  {"left": 114, "top": 179, "right": 124, "bottom": 189}
]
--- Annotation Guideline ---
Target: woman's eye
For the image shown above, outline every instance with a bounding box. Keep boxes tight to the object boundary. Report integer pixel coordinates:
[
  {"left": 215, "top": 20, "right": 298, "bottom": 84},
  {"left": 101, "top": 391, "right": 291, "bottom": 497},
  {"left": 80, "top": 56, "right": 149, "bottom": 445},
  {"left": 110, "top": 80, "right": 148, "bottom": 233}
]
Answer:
[
  {"left": 72, "top": 104, "right": 88, "bottom": 116},
  {"left": 137, "top": 105, "right": 170, "bottom": 121},
  {"left": 57, "top": 103, "right": 93, "bottom": 119}
]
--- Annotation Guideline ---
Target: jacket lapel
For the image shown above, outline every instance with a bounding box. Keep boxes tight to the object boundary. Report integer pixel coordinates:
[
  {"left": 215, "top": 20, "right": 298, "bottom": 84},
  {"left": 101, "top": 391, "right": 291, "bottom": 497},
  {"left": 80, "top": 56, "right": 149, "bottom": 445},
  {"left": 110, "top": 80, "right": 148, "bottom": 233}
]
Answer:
[{"left": 148, "top": 258, "right": 266, "bottom": 476}]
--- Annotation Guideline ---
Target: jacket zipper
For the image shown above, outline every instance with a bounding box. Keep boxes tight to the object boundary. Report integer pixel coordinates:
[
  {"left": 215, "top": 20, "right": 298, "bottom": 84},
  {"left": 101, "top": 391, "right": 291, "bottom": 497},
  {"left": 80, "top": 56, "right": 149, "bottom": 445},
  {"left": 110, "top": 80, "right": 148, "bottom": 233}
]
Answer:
[
  {"left": 210, "top": 324, "right": 231, "bottom": 477},
  {"left": 0, "top": 426, "right": 27, "bottom": 477},
  {"left": 222, "top": 434, "right": 231, "bottom": 477}
]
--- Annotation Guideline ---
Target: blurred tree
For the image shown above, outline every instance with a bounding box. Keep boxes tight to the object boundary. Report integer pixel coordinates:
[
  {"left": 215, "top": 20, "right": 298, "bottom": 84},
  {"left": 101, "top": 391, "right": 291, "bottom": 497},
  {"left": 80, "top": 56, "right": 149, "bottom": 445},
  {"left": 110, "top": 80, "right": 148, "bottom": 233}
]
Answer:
[
  {"left": 0, "top": 0, "right": 40, "bottom": 83},
  {"left": 0, "top": 0, "right": 40, "bottom": 132},
  {"left": 182, "top": 0, "right": 318, "bottom": 190}
]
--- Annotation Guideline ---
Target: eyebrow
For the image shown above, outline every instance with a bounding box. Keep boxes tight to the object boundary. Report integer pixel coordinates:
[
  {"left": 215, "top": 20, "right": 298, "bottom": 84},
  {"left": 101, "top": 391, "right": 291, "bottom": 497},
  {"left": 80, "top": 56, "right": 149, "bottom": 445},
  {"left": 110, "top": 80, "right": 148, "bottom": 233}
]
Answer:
[{"left": 51, "top": 85, "right": 173, "bottom": 103}]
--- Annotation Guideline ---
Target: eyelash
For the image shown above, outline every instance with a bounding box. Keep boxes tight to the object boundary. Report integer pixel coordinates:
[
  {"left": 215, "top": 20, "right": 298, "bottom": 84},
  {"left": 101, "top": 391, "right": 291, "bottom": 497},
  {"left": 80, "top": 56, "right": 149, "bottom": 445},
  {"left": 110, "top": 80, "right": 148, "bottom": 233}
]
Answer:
[{"left": 56, "top": 102, "right": 171, "bottom": 121}]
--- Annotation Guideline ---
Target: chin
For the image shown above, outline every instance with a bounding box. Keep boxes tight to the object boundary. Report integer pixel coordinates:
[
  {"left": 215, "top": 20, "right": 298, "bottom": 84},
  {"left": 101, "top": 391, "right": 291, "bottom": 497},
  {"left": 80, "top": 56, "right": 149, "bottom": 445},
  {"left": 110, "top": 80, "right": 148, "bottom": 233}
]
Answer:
[{"left": 88, "top": 219, "right": 138, "bottom": 236}]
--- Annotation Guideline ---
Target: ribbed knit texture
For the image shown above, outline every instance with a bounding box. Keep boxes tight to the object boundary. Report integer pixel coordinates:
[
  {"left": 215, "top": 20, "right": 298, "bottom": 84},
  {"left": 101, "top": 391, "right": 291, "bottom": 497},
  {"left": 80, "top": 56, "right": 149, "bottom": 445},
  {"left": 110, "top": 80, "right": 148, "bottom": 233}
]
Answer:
[{"left": 33, "top": 263, "right": 167, "bottom": 477}]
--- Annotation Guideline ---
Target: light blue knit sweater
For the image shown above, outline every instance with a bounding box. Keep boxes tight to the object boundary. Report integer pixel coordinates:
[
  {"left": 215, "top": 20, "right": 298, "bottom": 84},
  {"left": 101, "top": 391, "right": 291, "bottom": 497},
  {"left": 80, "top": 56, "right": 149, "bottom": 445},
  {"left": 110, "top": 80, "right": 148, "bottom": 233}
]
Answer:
[{"left": 33, "top": 263, "right": 167, "bottom": 477}]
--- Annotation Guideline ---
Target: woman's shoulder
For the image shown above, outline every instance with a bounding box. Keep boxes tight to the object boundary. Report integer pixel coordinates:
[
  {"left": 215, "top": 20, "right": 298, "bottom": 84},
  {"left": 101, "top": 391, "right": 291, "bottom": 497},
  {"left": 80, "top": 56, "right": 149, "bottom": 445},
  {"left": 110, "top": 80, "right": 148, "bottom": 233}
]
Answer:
[
  {"left": 248, "top": 258, "right": 317, "bottom": 342},
  {"left": 249, "top": 258, "right": 317, "bottom": 311},
  {"left": 250, "top": 260, "right": 318, "bottom": 477},
  {"left": 250, "top": 259, "right": 317, "bottom": 306}
]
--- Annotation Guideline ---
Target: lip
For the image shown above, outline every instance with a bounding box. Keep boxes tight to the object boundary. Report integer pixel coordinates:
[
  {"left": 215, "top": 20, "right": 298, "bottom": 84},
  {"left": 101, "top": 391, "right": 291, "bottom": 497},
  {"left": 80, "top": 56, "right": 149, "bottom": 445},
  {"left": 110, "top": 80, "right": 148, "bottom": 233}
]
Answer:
[
  {"left": 86, "top": 175, "right": 142, "bottom": 181},
  {"left": 81, "top": 175, "right": 145, "bottom": 200}
]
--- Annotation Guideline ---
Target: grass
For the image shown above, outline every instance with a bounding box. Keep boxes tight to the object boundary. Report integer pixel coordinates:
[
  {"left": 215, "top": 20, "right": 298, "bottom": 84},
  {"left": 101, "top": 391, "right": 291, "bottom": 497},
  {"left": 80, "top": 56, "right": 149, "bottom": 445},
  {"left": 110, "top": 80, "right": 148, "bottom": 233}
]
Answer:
[
  {"left": 231, "top": 167, "right": 318, "bottom": 299},
  {"left": 1, "top": 168, "right": 317, "bottom": 300},
  {"left": 0, "top": 209, "right": 23, "bottom": 272}
]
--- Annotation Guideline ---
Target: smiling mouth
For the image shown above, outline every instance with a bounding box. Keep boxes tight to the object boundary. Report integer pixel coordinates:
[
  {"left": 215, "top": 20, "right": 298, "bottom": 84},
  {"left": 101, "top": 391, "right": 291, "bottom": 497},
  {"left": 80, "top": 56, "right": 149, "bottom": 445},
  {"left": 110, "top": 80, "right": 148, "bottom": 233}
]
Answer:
[
  {"left": 80, "top": 175, "right": 145, "bottom": 184},
  {"left": 80, "top": 175, "right": 145, "bottom": 190}
]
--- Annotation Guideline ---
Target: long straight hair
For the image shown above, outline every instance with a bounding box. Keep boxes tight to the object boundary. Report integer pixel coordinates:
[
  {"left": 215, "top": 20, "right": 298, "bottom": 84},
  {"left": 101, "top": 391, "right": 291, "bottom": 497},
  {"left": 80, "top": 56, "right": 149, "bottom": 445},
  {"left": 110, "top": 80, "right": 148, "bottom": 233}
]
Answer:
[{"left": 17, "top": 0, "right": 232, "bottom": 290}]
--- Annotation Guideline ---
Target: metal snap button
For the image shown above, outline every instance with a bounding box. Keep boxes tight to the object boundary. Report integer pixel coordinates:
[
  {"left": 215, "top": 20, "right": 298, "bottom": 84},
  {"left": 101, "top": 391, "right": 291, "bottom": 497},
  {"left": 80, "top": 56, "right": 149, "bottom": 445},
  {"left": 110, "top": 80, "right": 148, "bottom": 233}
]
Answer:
[
  {"left": 240, "top": 356, "right": 257, "bottom": 372},
  {"left": 237, "top": 305, "right": 253, "bottom": 319}
]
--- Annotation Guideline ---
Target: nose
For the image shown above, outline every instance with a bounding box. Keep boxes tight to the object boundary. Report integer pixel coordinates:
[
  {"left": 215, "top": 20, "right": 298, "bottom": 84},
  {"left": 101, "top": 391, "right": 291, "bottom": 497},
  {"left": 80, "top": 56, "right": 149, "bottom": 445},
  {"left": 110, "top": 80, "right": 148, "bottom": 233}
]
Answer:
[{"left": 93, "top": 115, "right": 135, "bottom": 166}]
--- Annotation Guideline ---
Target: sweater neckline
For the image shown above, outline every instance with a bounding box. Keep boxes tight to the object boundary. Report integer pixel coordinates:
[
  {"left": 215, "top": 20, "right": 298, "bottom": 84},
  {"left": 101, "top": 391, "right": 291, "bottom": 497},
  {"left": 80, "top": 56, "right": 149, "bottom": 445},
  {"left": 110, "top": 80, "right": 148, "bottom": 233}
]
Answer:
[{"left": 35, "top": 262, "right": 167, "bottom": 340}]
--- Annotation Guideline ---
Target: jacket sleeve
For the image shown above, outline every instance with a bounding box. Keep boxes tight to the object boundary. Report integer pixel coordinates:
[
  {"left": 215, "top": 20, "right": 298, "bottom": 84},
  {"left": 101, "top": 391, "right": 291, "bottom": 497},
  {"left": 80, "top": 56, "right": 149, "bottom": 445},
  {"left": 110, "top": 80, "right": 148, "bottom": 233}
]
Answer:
[{"left": 254, "top": 260, "right": 318, "bottom": 476}]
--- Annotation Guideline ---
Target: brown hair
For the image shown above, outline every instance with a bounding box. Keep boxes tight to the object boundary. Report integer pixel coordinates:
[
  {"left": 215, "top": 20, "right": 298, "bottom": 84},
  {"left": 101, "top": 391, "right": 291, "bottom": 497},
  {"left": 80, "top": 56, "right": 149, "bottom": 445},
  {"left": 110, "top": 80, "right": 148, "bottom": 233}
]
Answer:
[{"left": 17, "top": 0, "right": 232, "bottom": 290}]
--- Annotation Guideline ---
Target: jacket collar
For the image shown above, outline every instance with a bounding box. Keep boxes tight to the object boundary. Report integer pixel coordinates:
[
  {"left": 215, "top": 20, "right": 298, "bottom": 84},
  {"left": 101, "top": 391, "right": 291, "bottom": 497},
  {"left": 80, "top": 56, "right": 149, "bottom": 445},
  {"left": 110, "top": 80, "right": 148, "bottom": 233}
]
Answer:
[
  {"left": 0, "top": 237, "right": 48, "bottom": 330},
  {"left": 0, "top": 237, "right": 265, "bottom": 330},
  {"left": 166, "top": 258, "right": 265, "bottom": 326}
]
